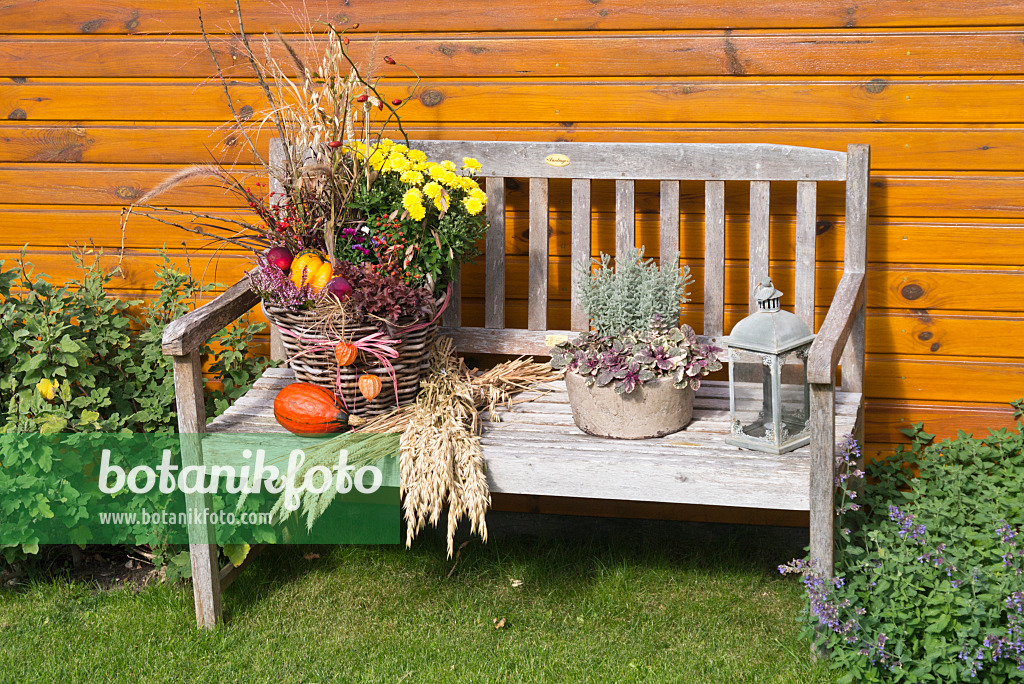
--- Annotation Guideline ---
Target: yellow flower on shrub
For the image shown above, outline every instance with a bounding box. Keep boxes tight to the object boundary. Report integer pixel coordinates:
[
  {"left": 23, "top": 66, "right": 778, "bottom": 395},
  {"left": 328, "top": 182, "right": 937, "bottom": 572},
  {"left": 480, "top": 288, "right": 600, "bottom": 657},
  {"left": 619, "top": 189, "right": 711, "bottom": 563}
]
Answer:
[
  {"left": 462, "top": 157, "right": 482, "bottom": 172},
  {"left": 463, "top": 196, "right": 484, "bottom": 216},
  {"left": 440, "top": 159, "right": 457, "bottom": 172},
  {"left": 469, "top": 187, "right": 487, "bottom": 204},
  {"left": 439, "top": 170, "right": 460, "bottom": 188},
  {"left": 409, "top": 203, "right": 426, "bottom": 221},
  {"left": 387, "top": 154, "right": 411, "bottom": 173},
  {"left": 427, "top": 163, "right": 446, "bottom": 181},
  {"left": 423, "top": 182, "right": 442, "bottom": 200},
  {"left": 37, "top": 378, "right": 56, "bottom": 401},
  {"left": 407, "top": 149, "right": 427, "bottom": 163},
  {"left": 400, "top": 169, "right": 424, "bottom": 185},
  {"left": 403, "top": 188, "right": 427, "bottom": 221}
]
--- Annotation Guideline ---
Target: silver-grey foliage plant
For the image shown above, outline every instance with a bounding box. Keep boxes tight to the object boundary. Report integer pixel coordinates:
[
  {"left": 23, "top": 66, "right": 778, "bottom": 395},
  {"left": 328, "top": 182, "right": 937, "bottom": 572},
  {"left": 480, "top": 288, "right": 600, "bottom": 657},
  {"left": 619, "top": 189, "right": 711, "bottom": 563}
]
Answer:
[{"left": 578, "top": 247, "right": 694, "bottom": 337}]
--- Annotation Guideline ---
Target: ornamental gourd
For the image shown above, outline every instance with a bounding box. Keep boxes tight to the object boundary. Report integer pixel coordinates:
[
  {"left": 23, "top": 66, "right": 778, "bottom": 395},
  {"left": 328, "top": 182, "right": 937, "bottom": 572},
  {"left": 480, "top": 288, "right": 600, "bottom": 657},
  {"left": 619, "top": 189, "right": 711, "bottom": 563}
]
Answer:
[
  {"left": 358, "top": 373, "right": 383, "bottom": 402},
  {"left": 273, "top": 383, "right": 359, "bottom": 435}
]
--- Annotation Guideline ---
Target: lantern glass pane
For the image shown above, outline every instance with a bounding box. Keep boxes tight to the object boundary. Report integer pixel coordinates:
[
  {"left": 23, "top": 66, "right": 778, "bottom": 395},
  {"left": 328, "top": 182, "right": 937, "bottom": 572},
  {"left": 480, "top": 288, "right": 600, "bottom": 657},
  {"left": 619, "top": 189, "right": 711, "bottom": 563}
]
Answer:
[
  {"left": 730, "top": 348, "right": 776, "bottom": 444},
  {"left": 779, "top": 347, "right": 811, "bottom": 440}
]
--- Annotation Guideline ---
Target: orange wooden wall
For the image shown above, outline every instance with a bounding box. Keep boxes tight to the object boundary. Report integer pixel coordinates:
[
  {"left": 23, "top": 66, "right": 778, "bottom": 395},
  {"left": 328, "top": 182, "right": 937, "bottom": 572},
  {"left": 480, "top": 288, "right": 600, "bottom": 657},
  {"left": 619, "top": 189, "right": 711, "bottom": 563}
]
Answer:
[{"left": 1, "top": 1, "right": 1023, "bottom": 461}]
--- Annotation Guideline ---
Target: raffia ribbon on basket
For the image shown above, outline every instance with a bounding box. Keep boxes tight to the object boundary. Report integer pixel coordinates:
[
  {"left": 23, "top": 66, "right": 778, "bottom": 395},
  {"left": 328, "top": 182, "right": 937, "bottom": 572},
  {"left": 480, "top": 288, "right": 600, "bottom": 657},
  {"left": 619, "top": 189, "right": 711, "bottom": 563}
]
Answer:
[{"left": 274, "top": 284, "right": 451, "bottom": 409}]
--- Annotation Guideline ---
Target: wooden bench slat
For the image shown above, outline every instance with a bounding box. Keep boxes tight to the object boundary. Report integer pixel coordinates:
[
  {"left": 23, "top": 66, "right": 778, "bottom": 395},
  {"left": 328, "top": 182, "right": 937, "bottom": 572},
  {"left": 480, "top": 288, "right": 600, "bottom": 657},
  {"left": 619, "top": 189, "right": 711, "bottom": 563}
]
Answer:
[
  {"left": 703, "top": 180, "right": 726, "bottom": 339},
  {"left": 570, "top": 178, "right": 592, "bottom": 331},
  {"left": 659, "top": 180, "right": 680, "bottom": 266},
  {"left": 529, "top": 177, "right": 549, "bottom": 331},
  {"left": 795, "top": 180, "right": 818, "bottom": 331},
  {"left": 412, "top": 141, "right": 849, "bottom": 182},
  {"left": 441, "top": 268, "right": 462, "bottom": 327},
  {"left": 748, "top": 180, "right": 771, "bottom": 313},
  {"left": 615, "top": 179, "right": 635, "bottom": 258},
  {"left": 485, "top": 176, "right": 506, "bottom": 329}
]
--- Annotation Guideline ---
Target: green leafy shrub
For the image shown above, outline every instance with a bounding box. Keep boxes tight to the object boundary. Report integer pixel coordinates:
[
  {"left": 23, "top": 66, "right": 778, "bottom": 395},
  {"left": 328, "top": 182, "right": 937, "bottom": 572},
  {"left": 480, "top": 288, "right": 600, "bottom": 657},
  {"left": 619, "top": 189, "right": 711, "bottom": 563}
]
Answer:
[
  {"left": 0, "top": 250, "right": 269, "bottom": 564},
  {"left": 782, "top": 409, "right": 1024, "bottom": 682},
  {"left": 577, "top": 247, "right": 693, "bottom": 337}
]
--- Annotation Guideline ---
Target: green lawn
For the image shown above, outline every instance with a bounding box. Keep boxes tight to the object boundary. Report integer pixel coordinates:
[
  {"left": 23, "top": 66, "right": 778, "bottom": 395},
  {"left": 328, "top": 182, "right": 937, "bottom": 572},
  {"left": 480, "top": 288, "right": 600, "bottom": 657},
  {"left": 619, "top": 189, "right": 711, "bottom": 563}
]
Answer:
[{"left": 0, "top": 515, "right": 835, "bottom": 683}]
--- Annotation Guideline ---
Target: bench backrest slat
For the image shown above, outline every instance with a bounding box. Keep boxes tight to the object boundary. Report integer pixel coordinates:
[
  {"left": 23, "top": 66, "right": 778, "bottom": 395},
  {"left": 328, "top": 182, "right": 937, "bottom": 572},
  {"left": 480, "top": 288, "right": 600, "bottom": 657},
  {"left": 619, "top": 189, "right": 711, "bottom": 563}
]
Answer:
[
  {"left": 528, "top": 178, "right": 550, "bottom": 331},
  {"left": 703, "top": 180, "right": 727, "bottom": 340},
  {"left": 615, "top": 180, "right": 636, "bottom": 258},
  {"left": 570, "top": 178, "right": 592, "bottom": 332},
  {"left": 659, "top": 180, "right": 680, "bottom": 262},
  {"left": 794, "top": 180, "right": 818, "bottom": 330},
  {"left": 748, "top": 180, "right": 772, "bottom": 314},
  {"left": 484, "top": 176, "right": 506, "bottom": 329}
]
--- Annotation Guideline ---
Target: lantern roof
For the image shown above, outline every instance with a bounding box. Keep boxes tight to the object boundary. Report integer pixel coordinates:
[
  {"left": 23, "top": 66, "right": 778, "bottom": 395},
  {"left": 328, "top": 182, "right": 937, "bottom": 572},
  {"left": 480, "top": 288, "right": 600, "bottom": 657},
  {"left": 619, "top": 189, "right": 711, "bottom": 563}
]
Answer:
[{"left": 726, "top": 278, "right": 815, "bottom": 354}]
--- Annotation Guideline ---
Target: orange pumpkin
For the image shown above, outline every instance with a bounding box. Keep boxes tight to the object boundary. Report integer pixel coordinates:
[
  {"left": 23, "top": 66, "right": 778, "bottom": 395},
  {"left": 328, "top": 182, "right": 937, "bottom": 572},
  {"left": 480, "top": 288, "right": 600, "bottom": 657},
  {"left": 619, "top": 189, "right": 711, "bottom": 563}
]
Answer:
[
  {"left": 274, "top": 383, "right": 352, "bottom": 435},
  {"left": 358, "top": 373, "right": 383, "bottom": 402},
  {"left": 309, "top": 261, "right": 334, "bottom": 291},
  {"left": 334, "top": 341, "right": 358, "bottom": 367}
]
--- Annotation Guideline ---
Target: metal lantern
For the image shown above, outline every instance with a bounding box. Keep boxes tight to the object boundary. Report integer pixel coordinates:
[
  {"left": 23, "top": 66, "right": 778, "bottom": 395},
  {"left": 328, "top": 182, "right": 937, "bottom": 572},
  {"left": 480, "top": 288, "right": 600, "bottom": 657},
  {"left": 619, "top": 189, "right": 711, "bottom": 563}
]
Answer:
[{"left": 725, "top": 278, "right": 815, "bottom": 454}]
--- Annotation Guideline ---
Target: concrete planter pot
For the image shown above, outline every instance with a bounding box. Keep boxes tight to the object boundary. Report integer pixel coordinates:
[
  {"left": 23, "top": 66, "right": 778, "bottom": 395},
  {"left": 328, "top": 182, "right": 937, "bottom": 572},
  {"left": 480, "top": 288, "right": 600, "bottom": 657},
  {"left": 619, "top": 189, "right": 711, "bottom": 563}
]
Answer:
[{"left": 564, "top": 371, "right": 695, "bottom": 439}]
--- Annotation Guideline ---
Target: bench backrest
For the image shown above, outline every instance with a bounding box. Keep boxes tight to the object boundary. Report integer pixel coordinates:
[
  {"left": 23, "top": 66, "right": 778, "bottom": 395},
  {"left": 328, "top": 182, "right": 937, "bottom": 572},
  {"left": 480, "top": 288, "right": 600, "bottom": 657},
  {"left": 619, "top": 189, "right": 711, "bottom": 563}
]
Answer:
[{"left": 412, "top": 141, "right": 869, "bottom": 359}]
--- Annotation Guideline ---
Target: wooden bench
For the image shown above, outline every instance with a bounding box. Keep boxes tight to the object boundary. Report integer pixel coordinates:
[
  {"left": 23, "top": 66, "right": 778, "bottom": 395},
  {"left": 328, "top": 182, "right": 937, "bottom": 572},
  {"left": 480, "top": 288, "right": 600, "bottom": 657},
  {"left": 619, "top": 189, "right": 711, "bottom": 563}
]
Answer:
[{"left": 163, "top": 141, "right": 869, "bottom": 628}]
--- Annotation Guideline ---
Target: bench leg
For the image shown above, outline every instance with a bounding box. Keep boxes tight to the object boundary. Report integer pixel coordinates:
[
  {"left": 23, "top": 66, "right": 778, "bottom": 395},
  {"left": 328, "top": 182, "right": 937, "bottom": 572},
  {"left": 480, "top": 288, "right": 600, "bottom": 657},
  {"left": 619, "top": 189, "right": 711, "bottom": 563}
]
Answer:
[
  {"left": 809, "top": 383, "right": 835, "bottom": 579},
  {"left": 173, "top": 352, "right": 223, "bottom": 628}
]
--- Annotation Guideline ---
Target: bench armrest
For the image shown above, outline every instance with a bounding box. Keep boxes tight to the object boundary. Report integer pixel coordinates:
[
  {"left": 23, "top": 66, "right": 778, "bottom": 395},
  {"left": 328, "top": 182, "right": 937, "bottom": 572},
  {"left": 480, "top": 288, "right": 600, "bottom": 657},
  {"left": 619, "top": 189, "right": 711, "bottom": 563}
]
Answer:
[
  {"left": 161, "top": 278, "right": 260, "bottom": 357},
  {"left": 806, "top": 272, "right": 866, "bottom": 385}
]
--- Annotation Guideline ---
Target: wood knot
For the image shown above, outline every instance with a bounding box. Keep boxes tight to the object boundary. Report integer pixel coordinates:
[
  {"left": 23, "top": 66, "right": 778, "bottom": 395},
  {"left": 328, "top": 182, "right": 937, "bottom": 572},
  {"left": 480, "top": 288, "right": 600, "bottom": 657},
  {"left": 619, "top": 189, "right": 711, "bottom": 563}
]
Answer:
[
  {"left": 917, "top": 331, "right": 933, "bottom": 341},
  {"left": 815, "top": 220, "right": 834, "bottom": 236},
  {"left": 930, "top": 342, "right": 940, "bottom": 352},
  {"left": 239, "top": 105, "right": 254, "bottom": 121},
  {"left": 437, "top": 45, "right": 455, "bottom": 57},
  {"left": 115, "top": 186, "right": 141, "bottom": 200},
  {"left": 7, "top": 109, "right": 26, "bottom": 120},
  {"left": 901, "top": 283, "right": 924, "bottom": 301},
  {"left": 863, "top": 78, "right": 888, "bottom": 94},
  {"left": 80, "top": 18, "right": 105, "bottom": 33},
  {"left": 11, "top": 77, "right": 26, "bottom": 84},
  {"left": 420, "top": 90, "right": 444, "bottom": 107}
]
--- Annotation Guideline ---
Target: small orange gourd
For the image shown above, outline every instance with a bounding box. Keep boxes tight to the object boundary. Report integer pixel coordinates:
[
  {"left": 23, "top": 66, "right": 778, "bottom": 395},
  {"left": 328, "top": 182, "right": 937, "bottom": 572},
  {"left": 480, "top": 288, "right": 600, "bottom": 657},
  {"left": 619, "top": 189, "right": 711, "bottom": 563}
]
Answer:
[
  {"left": 358, "top": 373, "right": 383, "bottom": 402},
  {"left": 309, "top": 261, "right": 334, "bottom": 291},
  {"left": 334, "top": 341, "right": 358, "bottom": 367},
  {"left": 274, "top": 383, "right": 354, "bottom": 435}
]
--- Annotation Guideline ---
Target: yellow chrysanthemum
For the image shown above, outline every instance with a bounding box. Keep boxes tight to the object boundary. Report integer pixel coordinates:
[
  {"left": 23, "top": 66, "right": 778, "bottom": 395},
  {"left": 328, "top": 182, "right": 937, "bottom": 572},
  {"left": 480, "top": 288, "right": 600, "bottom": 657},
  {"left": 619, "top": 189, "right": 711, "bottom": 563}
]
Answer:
[
  {"left": 413, "top": 161, "right": 429, "bottom": 171},
  {"left": 37, "top": 378, "right": 56, "bottom": 401},
  {"left": 426, "top": 163, "right": 445, "bottom": 180},
  {"left": 469, "top": 187, "right": 487, "bottom": 203},
  {"left": 402, "top": 187, "right": 423, "bottom": 211},
  {"left": 456, "top": 176, "right": 479, "bottom": 191},
  {"left": 407, "top": 149, "right": 427, "bottom": 163},
  {"left": 408, "top": 203, "right": 426, "bottom": 221},
  {"left": 440, "top": 159, "right": 457, "bottom": 172},
  {"left": 439, "top": 170, "right": 460, "bottom": 188},
  {"left": 379, "top": 138, "right": 395, "bottom": 148},
  {"left": 463, "top": 196, "right": 484, "bottom": 216},
  {"left": 400, "top": 169, "right": 424, "bottom": 185},
  {"left": 462, "top": 157, "right": 482, "bottom": 172},
  {"left": 388, "top": 154, "right": 411, "bottom": 173},
  {"left": 422, "top": 181, "right": 443, "bottom": 199},
  {"left": 366, "top": 148, "right": 387, "bottom": 170},
  {"left": 392, "top": 143, "right": 408, "bottom": 153}
]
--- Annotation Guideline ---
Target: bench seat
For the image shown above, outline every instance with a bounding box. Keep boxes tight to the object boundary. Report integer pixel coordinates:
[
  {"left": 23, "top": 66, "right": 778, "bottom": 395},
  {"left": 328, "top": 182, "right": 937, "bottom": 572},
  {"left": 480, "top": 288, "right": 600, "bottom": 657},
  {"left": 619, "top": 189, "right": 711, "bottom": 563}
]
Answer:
[{"left": 210, "top": 367, "right": 860, "bottom": 512}]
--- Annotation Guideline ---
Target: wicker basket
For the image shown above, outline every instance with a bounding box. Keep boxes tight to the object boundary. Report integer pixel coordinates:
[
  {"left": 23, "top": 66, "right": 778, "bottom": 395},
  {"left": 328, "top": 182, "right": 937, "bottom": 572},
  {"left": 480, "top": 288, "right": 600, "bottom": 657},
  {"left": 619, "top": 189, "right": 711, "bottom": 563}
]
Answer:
[{"left": 263, "top": 291, "right": 444, "bottom": 417}]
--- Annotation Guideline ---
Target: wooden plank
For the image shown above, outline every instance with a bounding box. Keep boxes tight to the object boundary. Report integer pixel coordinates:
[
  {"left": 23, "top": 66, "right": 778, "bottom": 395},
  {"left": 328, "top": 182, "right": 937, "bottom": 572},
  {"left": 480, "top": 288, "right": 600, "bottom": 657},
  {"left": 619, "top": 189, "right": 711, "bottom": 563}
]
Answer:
[
  {"left": 441, "top": 326, "right": 574, "bottom": 356},
  {"left": 2, "top": 1, "right": 1020, "bottom": 34},
  {"left": 5, "top": 31, "right": 1024, "bottom": 78},
  {"left": 703, "top": 181, "right": 726, "bottom": 339},
  {"left": 9, "top": 167, "right": 1024, "bottom": 223},
  {"left": 865, "top": 356, "right": 1024, "bottom": 404},
  {"left": 748, "top": 180, "right": 771, "bottom": 313},
  {"left": 12, "top": 204, "right": 1024, "bottom": 269},
  {"left": 484, "top": 176, "right": 506, "bottom": 329},
  {"left": 528, "top": 178, "right": 549, "bottom": 331},
  {"left": 13, "top": 248, "right": 1024, "bottom": 317},
  {"left": 615, "top": 179, "right": 635, "bottom": 257},
  {"left": 415, "top": 141, "right": 847, "bottom": 181},
  {"left": 809, "top": 383, "right": 836, "bottom": 578},
  {"left": 172, "top": 350, "right": 222, "bottom": 629},
  {"left": 794, "top": 181, "right": 817, "bottom": 331},
  {"left": 9, "top": 79, "right": 1024, "bottom": 125},
  {"left": 807, "top": 273, "right": 866, "bottom": 384},
  {"left": 864, "top": 400, "right": 1019, "bottom": 444},
  {"left": 570, "top": 178, "right": 592, "bottom": 331},
  {"left": 6, "top": 123, "right": 1024, "bottom": 171},
  {"left": 659, "top": 180, "right": 680, "bottom": 264},
  {"left": 442, "top": 267, "right": 462, "bottom": 327}
]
